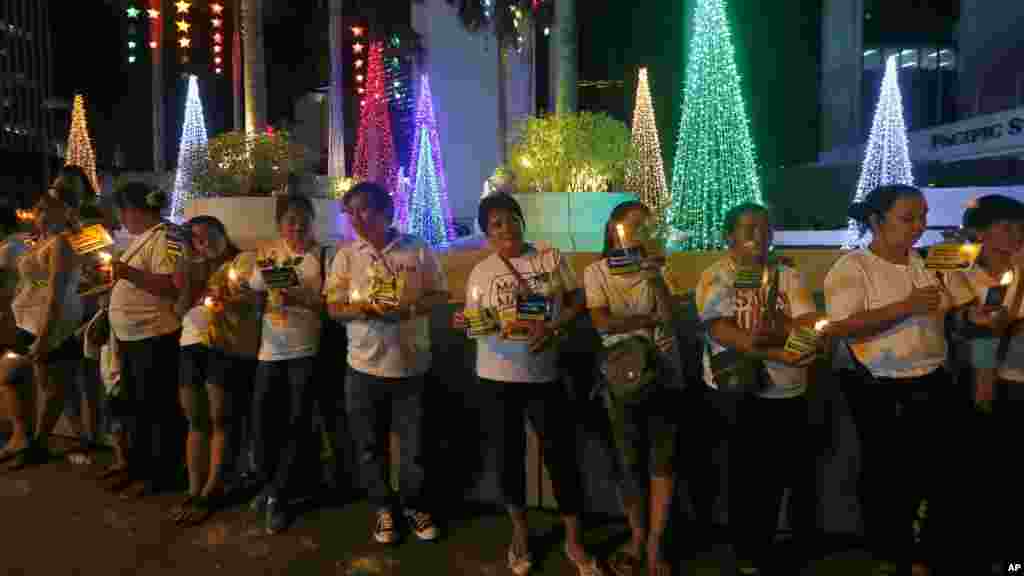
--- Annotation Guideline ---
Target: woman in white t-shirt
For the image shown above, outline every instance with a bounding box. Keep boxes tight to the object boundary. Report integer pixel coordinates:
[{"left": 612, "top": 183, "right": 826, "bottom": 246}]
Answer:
[
  {"left": 168, "top": 216, "right": 245, "bottom": 526},
  {"left": 0, "top": 171, "right": 87, "bottom": 470},
  {"left": 104, "top": 182, "right": 183, "bottom": 499},
  {"left": 948, "top": 195, "right": 1024, "bottom": 563},
  {"left": 456, "top": 194, "right": 604, "bottom": 576},
  {"left": 246, "top": 195, "right": 327, "bottom": 536},
  {"left": 824, "top": 184, "right": 970, "bottom": 575},
  {"left": 584, "top": 201, "right": 678, "bottom": 576},
  {"left": 695, "top": 203, "right": 822, "bottom": 575}
]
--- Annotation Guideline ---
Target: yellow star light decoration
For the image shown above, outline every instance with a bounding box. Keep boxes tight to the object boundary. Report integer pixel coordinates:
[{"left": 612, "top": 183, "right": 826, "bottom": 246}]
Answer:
[
  {"left": 179, "top": 37, "right": 191, "bottom": 48},
  {"left": 175, "top": 0, "right": 191, "bottom": 14},
  {"left": 176, "top": 20, "right": 191, "bottom": 33}
]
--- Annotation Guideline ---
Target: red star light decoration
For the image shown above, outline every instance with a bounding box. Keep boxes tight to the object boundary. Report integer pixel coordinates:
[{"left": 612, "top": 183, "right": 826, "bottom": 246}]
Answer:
[
  {"left": 147, "top": 8, "right": 160, "bottom": 19},
  {"left": 210, "top": 2, "right": 224, "bottom": 15}
]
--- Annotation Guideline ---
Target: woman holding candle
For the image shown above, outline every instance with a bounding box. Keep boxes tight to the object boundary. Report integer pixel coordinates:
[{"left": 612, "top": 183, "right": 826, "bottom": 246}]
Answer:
[
  {"left": 168, "top": 215, "right": 247, "bottom": 526},
  {"left": 105, "top": 182, "right": 183, "bottom": 499},
  {"left": 950, "top": 195, "right": 1024, "bottom": 564},
  {"left": 457, "top": 193, "right": 603, "bottom": 576},
  {"left": 247, "top": 195, "right": 331, "bottom": 535},
  {"left": 694, "top": 202, "right": 822, "bottom": 575},
  {"left": 0, "top": 170, "right": 87, "bottom": 469},
  {"left": 326, "top": 182, "right": 447, "bottom": 545},
  {"left": 824, "top": 184, "right": 974, "bottom": 575},
  {"left": 584, "top": 201, "right": 678, "bottom": 576}
]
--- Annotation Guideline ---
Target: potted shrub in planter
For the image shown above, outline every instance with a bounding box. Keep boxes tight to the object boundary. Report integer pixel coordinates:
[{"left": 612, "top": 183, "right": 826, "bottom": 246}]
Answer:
[
  {"left": 503, "top": 112, "right": 637, "bottom": 251},
  {"left": 183, "top": 129, "right": 347, "bottom": 247}
]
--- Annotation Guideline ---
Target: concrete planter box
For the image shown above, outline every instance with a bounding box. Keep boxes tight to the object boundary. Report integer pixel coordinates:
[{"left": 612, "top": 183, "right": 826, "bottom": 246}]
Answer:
[
  {"left": 510, "top": 192, "right": 637, "bottom": 252},
  {"left": 184, "top": 196, "right": 348, "bottom": 249}
]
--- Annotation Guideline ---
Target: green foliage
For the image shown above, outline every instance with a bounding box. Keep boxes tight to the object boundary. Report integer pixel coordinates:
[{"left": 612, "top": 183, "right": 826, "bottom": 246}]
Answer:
[
  {"left": 507, "top": 112, "right": 634, "bottom": 193},
  {"left": 193, "top": 130, "right": 307, "bottom": 197}
]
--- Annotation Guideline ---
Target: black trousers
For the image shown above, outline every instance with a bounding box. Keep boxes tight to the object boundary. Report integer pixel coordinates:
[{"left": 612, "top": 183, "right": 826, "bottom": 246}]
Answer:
[
  {"left": 250, "top": 357, "right": 316, "bottom": 501},
  {"left": 730, "top": 395, "right": 818, "bottom": 569},
  {"left": 840, "top": 368, "right": 962, "bottom": 566},
  {"left": 116, "top": 330, "right": 183, "bottom": 491},
  {"left": 477, "top": 378, "right": 584, "bottom": 515}
]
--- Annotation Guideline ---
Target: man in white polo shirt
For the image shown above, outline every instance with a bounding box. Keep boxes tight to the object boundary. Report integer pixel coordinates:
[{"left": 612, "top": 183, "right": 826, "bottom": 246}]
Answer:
[{"left": 326, "top": 182, "right": 449, "bottom": 545}]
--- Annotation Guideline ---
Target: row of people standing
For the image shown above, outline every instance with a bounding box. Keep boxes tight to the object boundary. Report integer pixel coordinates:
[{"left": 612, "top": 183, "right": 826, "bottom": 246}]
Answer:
[{"left": 3, "top": 171, "right": 1023, "bottom": 576}]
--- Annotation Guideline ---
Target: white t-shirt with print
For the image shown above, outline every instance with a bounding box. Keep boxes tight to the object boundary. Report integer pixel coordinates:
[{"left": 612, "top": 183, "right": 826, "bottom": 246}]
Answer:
[
  {"left": 955, "top": 266, "right": 1024, "bottom": 383},
  {"left": 467, "top": 245, "right": 577, "bottom": 384},
  {"left": 695, "top": 256, "right": 817, "bottom": 399},
  {"left": 824, "top": 249, "right": 969, "bottom": 379},
  {"left": 247, "top": 239, "right": 327, "bottom": 362},
  {"left": 325, "top": 232, "right": 446, "bottom": 378},
  {"left": 109, "top": 223, "right": 182, "bottom": 342}
]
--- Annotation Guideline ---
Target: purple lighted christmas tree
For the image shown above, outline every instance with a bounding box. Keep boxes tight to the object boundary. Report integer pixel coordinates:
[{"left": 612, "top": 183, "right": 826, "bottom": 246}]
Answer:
[{"left": 398, "top": 74, "right": 455, "bottom": 247}]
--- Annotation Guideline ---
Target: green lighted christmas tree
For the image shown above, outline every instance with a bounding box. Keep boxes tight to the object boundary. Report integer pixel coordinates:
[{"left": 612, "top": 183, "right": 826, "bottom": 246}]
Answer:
[{"left": 667, "top": 0, "right": 762, "bottom": 250}]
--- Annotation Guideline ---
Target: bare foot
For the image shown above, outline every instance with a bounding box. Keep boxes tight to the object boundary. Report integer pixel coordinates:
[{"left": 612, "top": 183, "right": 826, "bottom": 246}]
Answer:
[{"left": 647, "top": 537, "right": 671, "bottom": 576}]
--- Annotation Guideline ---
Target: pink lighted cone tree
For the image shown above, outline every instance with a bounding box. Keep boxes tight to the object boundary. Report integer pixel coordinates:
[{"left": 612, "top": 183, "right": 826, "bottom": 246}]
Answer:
[{"left": 352, "top": 41, "right": 397, "bottom": 194}]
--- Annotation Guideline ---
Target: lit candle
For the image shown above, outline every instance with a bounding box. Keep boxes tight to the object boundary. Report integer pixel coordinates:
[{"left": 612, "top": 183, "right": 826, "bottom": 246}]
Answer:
[
  {"left": 228, "top": 267, "right": 238, "bottom": 283},
  {"left": 5, "top": 351, "right": 18, "bottom": 359},
  {"left": 616, "top": 223, "right": 626, "bottom": 247},
  {"left": 98, "top": 251, "right": 113, "bottom": 264},
  {"left": 814, "top": 319, "right": 830, "bottom": 333},
  {"left": 204, "top": 296, "right": 216, "bottom": 308},
  {"left": 1000, "top": 270, "right": 1014, "bottom": 286},
  {"left": 350, "top": 288, "right": 361, "bottom": 303},
  {"left": 471, "top": 286, "right": 480, "bottom": 308}
]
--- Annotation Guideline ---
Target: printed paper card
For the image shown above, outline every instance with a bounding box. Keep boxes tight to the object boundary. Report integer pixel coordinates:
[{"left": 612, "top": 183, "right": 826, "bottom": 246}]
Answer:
[{"left": 924, "top": 243, "right": 981, "bottom": 271}]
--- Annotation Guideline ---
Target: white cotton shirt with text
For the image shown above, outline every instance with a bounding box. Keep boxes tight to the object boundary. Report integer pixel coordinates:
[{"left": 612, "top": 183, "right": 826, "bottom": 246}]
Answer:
[
  {"left": 695, "top": 256, "right": 817, "bottom": 399},
  {"left": 955, "top": 266, "right": 1024, "bottom": 383},
  {"left": 325, "top": 233, "right": 446, "bottom": 378},
  {"left": 247, "top": 239, "right": 325, "bottom": 362},
  {"left": 467, "top": 245, "right": 577, "bottom": 384}
]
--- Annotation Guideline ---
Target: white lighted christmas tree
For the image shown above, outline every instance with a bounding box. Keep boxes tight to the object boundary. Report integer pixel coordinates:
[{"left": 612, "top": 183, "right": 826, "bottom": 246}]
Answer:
[
  {"left": 626, "top": 67, "right": 669, "bottom": 220},
  {"left": 65, "top": 94, "right": 100, "bottom": 194},
  {"left": 170, "top": 75, "right": 209, "bottom": 223},
  {"left": 666, "top": 0, "right": 762, "bottom": 250},
  {"left": 843, "top": 55, "right": 914, "bottom": 248},
  {"left": 400, "top": 75, "right": 454, "bottom": 248}
]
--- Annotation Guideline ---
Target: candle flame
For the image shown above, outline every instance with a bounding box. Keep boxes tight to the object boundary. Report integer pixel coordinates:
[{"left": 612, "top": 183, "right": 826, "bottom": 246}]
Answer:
[
  {"left": 98, "top": 252, "right": 112, "bottom": 263},
  {"left": 814, "top": 319, "right": 830, "bottom": 332},
  {"left": 5, "top": 351, "right": 18, "bottom": 359},
  {"left": 960, "top": 243, "right": 981, "bottom": 259},
  {"left": 1000, "top": 270, "right": 1014, "bottom": 286},
  {"left": 204, "top": 296, "right": 215, "bottom": 308},
  {"left": 471, "top": 286, "right": 479, "bottom": 303},
  {"left": 616, "top": 223, "right": 626, "bottom": 244},
  {"left": 228, "top": 267, "right": 238, "bottom": 282},
  {"left": 350, "top": 288, "right": 360, "bottom": 302},
  {"left": 15, "top": 209, "right": 34, "bottom": 222}
]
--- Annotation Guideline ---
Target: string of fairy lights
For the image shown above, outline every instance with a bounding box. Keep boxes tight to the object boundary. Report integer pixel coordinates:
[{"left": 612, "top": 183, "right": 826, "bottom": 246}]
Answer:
[
  {"left": 175, "top": 0, "right": 192, "bottom": 64},
  {"left": 211, "top": 1, "right": 225, "bottom": 74}
]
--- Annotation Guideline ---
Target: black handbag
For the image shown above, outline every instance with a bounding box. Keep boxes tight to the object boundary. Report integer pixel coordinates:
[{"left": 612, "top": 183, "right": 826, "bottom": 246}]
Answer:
[{"left": 600, "top": 335, "right": 659, "bottom": 404}]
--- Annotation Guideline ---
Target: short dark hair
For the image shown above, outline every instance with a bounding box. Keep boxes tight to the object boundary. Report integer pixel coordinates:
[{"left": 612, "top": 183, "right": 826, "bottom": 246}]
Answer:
[
  {"left": 963, "top": 194, "right": 1024, "bottom": 231},
  {"left": 723, "top": 202, "right": 771, "bottom": 236},
  {"left": 342, "top": 181, "right": 394, "bottom": 222},
  {"left": 848, "top": 184, "right": 923, "bottom": 237},
  {"left": 275, "top": 194, "right": 316, "bottom": 223},
  {"left": 115, "top": 181, "right": 167, "bottom": 214},
  {"left": 478, "top": 193, "right": 525, "bottom": 235},
  {"left": 185, "top": 214, "right": 240, "bottom": 256}
]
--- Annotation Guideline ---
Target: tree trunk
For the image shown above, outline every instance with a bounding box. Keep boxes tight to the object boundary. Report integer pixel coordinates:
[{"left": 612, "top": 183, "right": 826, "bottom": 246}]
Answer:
[
  {"left": 328, "top": 0, "right": 346, "bottom": 179},
  {"left": 497, "top": 38, "right": 508, "bottom": 165},
  {"left": 553, "top": 0, "right": 577, "bottom": 114},
  {"left": 242, "top": 0, "right": 268, "bottom": 134}
]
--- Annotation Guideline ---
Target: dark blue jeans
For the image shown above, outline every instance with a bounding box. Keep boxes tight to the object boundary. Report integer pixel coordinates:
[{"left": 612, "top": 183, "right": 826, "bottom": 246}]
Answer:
[
  {"left": 345, "top": 367, "right": 426, "bottom": 512},
  {"left": 251, "top": 357, "right": 316, "bottom": 500}
]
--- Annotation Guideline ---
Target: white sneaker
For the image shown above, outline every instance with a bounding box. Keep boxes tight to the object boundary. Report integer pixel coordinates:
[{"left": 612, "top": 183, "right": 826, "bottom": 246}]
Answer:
[
  {"left": 403, "top": 508, "right": 439, "bottom": 541},
  {"left": 373, "top": 509, "right": 398, "bottom": 544}
]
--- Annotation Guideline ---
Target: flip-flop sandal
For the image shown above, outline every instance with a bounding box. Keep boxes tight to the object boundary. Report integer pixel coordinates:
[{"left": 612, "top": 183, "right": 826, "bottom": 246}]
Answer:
[
  {"left": 103, "top": 472, "right": 136, "bottom": 494},
  {"left": 169, "top": 495, "right": 197, "bottom": 524},
  {"left": 96, "top": 465, "right": 128, "bottom": 481},
  {"left": 119, "top": 480, "right": 152, "bottom": 501}
]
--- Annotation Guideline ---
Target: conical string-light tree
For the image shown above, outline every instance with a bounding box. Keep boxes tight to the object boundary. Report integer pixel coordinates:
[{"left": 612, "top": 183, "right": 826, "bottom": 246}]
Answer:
[
  {"left": 626, "top": 67, "right": 669, "bottom": 221},
  {"left": 666, "top": 0, "right": 762, "bottom": 250},
  {"left": 843, "top": 55, "right": 914, "bottom": 249},
  {"left": 399, "top": 75, "right": 455, "bottom": 248},
  {"left": 65, "top": 94, "right": 100, "bottom": 194},
  {"left": 353, "top": 41, "right": 397, "bottom": 193},
  {"left": 170, "top": 75, "right": 209, "bottom": 223}
]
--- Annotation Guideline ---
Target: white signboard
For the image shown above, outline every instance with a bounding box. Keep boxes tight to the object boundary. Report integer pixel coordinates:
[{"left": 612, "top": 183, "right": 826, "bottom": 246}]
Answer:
[{"left": 909, "top": 107, "right": 1024, "bottom": 163}]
